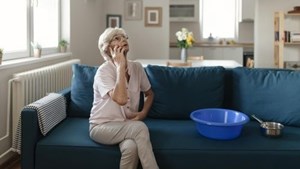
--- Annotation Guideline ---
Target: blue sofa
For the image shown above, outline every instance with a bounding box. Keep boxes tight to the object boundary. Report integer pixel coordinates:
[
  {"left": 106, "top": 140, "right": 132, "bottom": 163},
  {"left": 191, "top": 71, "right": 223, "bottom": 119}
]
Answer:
[{"left": 21, "top": 64, "right": 300, "bottom": 169}]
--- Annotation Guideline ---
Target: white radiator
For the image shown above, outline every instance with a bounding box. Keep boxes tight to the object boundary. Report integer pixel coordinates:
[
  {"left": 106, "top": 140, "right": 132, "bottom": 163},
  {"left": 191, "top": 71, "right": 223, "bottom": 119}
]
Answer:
[{"left": 8, "top": 59, "right": 80, "bottom": 144}]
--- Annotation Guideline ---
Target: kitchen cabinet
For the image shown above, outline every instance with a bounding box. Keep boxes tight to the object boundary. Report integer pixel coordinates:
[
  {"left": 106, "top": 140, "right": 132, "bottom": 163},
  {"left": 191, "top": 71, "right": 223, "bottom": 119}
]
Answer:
[
  {"left": 239, "top": 0, "right": 254, "bottom": 22},
  {"left": 223, "top": 47, "right": 243, "bottom": 64},
  {"left": 170, "top": 47, "right": 243, "bottom": 65},
  {"left": 169, "top": 0, "right": 199, "bottom": 22},
  {"left": 202, "top": 47, "right": 223, "bottom": 60}
]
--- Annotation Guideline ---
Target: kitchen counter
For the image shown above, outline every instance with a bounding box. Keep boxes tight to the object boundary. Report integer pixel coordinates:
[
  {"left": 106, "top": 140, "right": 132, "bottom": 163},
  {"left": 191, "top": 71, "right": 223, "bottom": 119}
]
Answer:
[
  {"left": 170, "top": 42, "right": 254, "bottom": 48},
  {"left": 134, "top": 59, "right": 242, "bottom": 69}
]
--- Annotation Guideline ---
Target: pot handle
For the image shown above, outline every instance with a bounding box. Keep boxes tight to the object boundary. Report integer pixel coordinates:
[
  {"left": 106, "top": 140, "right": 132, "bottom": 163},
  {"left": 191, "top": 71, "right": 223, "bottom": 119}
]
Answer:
[{"left": 251, "top": 115, "right": 264, "bottom": 124}]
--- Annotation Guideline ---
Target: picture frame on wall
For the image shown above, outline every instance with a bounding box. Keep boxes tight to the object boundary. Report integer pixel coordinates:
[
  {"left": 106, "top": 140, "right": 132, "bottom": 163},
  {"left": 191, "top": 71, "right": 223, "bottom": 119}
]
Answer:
[
  {"left": 124, "top": 0, "right": 143, "bottom": 20},
  {"left": 106, "top": 15, "right": 122, "bottom": 28},
  {"left": 145, "top": 7, "right": 162, "bottom": 27}
]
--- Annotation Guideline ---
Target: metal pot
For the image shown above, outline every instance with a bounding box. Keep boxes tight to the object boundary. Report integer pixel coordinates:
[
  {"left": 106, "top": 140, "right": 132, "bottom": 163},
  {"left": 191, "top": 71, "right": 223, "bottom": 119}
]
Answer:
[{"left": 252, "top": 115, "right": 284, "bottom": 137}]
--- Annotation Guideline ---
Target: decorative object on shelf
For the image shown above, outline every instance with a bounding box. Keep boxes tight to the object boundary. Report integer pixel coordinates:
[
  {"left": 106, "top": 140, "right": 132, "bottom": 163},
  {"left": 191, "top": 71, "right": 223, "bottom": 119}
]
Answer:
[
  {"left": 145, "top": 7, "right": 162, "bottom": 27},
  {"left": 124, "top": 0, "right": 143, "bottom": 20},
  {"left": 175, "top": 28, "right": 195, "bottom": 62},
  {"left": 0, "top": 48, "right": 3, "bottom": 65},
  {"left": 106, "top": 15, "right": 122, "bottom": 28},
  {"left": 208, "top": 33, "right": 214, "bottom": 41},
  {"left": 31, "top": 42, "right": 42, "bottom": 58},
  {"left": 288, "top": 6, "right": 300, "bottom": 14},
  {"left": 284, "top": 61, "right": 300, "bottom": 70},
  {"left": 59, "top": 40, "right": 68, "bottom": 53}
]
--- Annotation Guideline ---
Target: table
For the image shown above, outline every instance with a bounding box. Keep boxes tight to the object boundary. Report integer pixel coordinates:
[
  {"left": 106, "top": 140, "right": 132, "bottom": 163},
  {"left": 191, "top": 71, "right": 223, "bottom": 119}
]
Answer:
[{"left": 134, "top": 59, "right": 242, "bottom": 68}]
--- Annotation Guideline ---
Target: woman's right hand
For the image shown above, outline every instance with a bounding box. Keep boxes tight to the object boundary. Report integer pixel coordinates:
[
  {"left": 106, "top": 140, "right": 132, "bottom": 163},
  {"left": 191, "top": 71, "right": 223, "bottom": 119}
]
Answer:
[{"left": 109, "top": 46, "right": 126, "bottom": 69}]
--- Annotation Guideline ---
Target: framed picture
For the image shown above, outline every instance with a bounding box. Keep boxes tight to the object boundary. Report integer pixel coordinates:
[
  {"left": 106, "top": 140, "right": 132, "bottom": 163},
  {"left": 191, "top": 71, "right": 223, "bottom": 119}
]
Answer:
[
  {"left": 106, "top": 15, "right": 122, "bottom": 28},
  {"left": 145, "top": 7, "right": 162, "bottom": 27},
  {"left": 124, "top": 0, "right": 143, "bottom": 20}
]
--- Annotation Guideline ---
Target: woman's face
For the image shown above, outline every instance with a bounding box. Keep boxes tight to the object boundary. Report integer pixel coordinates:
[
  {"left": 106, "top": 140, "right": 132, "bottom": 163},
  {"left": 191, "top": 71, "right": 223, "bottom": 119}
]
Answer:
[{"left": 109, "top": 34, "right": 129, "bottom": 55}]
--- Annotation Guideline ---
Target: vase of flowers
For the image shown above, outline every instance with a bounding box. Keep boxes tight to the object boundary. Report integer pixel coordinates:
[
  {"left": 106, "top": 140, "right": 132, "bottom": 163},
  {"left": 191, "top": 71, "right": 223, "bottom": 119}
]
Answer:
[
  {"left": 31, "top": 42, "right": 42, "bottom": 57},
  {"left": 59, "top": 40, "right": 68, "bottom": 53},
  {"left": 175, "top": 28, "right": 195, "bottom": 62}
]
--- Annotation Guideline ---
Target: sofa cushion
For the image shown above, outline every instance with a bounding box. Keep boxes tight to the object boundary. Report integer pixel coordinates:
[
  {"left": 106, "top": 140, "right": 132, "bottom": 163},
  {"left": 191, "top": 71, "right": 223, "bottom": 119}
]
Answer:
[
  {"left": 232, "top": 67, "right": 300, "bottom": 127},
  {"left": 69, "top": 64, "right": 98, "bottom": 117},
  {"left": 35, "top": 117, "right": 300, "bottom": 169},
  {"left": 35, "top": 118, "right": 121, "bottom": 169},
  {"left": 145, "top": 65, "right": 225, "bottom": 119}
]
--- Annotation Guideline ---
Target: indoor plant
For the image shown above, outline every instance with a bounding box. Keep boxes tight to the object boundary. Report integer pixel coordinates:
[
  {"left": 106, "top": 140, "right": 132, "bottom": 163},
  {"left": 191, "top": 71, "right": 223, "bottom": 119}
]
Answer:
[
  {"left": 175, "top": 28, "right": 195, "bottom": 62},
  {"left": 31, "top": 42, "right": 42, "bottom": 57},
  {"left": 59, "top": 40, "right": 68, "bottom": 53}
]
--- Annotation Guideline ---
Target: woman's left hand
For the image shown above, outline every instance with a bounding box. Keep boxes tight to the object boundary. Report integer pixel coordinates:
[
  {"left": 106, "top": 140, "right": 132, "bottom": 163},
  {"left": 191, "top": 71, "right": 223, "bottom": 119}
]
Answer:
[{"left": 129, "top": 112, "right": 147, "bottom": 121}]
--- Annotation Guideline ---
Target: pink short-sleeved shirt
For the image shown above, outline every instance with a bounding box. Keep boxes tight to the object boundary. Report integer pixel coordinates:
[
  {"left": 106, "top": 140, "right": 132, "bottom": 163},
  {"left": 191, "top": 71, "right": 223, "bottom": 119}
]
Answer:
[{"left": 89, "top": 60, "right": 151, "bottom": 125}]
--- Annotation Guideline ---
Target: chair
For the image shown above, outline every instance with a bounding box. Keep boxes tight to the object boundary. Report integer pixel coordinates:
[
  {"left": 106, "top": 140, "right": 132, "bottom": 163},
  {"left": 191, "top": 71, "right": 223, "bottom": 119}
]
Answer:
[
  {"left": 188, "top": 56, "right": 204, "bottom": 61},
  {"left": 166, "top": 61, "right": 192, "bottom": 67},
  {"left": 246, "top": 57, "right": 254, "bottom": 68}
]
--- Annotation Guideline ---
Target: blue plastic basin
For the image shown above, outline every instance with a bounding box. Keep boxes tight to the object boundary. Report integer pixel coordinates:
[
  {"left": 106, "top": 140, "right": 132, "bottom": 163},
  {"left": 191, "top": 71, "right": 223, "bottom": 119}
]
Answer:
[{"left": 190, "top": 108, "right": 249, "bottom": 140}]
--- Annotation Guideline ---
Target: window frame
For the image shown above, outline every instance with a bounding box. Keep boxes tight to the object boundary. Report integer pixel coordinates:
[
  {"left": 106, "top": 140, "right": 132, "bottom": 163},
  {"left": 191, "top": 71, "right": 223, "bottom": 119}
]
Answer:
[
  {"left": 2, "top": 0, "right": 62, "bottom": 61},
  {"left": 199, "top": 0, "right": 239, "bottom": 42}
]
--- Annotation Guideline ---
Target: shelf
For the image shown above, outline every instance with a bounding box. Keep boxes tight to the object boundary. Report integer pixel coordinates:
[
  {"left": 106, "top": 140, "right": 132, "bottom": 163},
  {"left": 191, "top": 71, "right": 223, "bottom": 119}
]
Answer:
[
  {"left": 274, "top": 41, "right": 281, "bottom": 46},
  {"left": 285, "top": 42, "right": 300, "bottom": 45},
  {"left": 274, "top": 11, "right": 300, "bottom": 68},
  {"left": 285, "top": 13, "right": 300, "bottom": 16}
]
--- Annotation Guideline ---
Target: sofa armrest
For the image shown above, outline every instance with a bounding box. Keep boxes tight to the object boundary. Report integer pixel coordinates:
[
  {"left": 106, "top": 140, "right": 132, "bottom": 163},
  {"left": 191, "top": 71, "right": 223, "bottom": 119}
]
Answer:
[
  {"left": 21, "top": 108, "right": 42, "bottom": 169},
  {"left": 59, "top": 87, "right": 71, "bottom": 105},
  {"left": 21, "top": 87, "right": 71, "bottom": 169}
]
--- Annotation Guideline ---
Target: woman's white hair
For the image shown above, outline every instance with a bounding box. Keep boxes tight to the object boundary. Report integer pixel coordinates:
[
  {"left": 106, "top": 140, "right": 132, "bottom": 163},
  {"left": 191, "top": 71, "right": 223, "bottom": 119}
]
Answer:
[{"left": 98, "top": 27, "right": 127, "bottom": 61}]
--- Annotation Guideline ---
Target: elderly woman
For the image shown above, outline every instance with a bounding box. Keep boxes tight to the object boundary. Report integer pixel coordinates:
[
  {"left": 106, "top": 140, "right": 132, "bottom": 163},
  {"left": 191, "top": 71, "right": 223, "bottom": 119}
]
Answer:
[{"left": 89, "top": 27, "right": 159, "bottom": 169}]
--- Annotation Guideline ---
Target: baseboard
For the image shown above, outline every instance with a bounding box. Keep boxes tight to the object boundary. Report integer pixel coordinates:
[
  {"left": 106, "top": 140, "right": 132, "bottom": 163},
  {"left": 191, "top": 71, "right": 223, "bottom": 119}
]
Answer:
[{"left": 0, "top": 153, "right": 20, "bottom": 169}]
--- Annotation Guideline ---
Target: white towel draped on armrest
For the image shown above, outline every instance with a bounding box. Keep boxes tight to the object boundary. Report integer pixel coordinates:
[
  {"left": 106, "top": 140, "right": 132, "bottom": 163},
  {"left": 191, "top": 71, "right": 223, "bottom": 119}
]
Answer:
[{"left": 12, "top": 93, "right": 66, "bottom": 154}]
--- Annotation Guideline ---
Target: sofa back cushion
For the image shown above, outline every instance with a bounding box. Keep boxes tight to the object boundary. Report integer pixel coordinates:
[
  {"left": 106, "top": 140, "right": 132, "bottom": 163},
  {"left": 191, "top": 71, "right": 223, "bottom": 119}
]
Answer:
[
  {"left": 145, "top": 65, "right": 225, "bottom": 119},
  {"left": 232, "top": 67, "right": 300, "bottom": 127},
  {"left": 68, "top": 64, "right": 98, "bottom": 117}
]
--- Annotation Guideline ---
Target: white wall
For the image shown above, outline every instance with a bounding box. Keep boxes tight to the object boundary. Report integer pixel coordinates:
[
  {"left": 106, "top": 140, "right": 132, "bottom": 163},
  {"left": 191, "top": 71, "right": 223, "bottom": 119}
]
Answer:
[
  {"left": 103, "top": 0, "right": 170, "bottom": 60},
  {"left": 255, "top": 0, "right": 300, "bottom": 68},
  {"left": 70, "top": 0, "right": 105, "bottom": 66},
  {"left": 70, "top": 0, "right": 170, "bottom": 64}
]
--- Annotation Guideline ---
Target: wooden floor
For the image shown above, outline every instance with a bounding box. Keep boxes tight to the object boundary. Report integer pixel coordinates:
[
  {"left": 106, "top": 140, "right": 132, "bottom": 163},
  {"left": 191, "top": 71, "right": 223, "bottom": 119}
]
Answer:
[{"left": 1, "top": 155, "right": 21, "bottom": 169}]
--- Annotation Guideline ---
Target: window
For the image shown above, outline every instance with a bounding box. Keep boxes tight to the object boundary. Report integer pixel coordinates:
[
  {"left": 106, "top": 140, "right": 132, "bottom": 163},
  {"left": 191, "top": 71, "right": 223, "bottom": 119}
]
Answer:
[
  {"left": 0, "top": 0, "right": 60, "bottom": 60},
  {"left": 201, "top": 0, "right": 238, "bottom": 40},
  {"left": 33, "top": 0, "right": 59, "bottom": 50},
  {"left": 0, "top": 0, "right": 28, "bottom": 59}
]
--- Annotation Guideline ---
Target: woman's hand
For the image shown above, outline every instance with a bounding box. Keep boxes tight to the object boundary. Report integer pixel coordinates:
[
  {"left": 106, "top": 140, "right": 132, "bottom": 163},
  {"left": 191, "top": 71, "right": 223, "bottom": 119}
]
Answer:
[
  {"left": 129, "top": 112, "right": 147, "bottom": 121},
  {"left": 109, "top": 46, "right": 126, "bottom": 69},
  {"left": 107, "top": 45, "right": 128, "bottom": 105}
]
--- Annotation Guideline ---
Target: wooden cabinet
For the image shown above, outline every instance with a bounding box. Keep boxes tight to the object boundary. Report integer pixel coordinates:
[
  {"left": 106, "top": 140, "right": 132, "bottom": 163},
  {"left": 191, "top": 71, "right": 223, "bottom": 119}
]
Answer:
[{"left": 274, "top": 11, "right": 300, "bottom": 68}]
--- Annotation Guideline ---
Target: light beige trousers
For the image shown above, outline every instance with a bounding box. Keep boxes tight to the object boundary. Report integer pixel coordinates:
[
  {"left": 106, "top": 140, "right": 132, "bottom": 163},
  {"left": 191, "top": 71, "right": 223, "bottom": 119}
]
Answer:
[{"left": 90, "top": 121, "right": 159, "bottom": 169}]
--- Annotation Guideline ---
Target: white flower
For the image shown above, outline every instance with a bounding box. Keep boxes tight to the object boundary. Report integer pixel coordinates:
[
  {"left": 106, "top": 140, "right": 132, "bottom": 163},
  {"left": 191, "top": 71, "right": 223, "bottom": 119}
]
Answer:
[
  {"left": 176, "top": 31, "right": 182, "bottom": 41},
  {"left": 181, "top": 28, "right": 188, "bottom": 33},
  {"left": 175, "top": 27, "right": 195, "bottom": 49}
]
